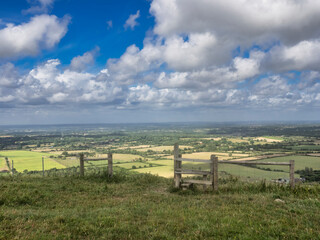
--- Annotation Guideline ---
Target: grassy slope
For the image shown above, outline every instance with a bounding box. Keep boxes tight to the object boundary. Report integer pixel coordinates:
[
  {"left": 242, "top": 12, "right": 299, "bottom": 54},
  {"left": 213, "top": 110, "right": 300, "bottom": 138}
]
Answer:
[{"left": 1, "top": 174, "right": 320, "bottom": 239}]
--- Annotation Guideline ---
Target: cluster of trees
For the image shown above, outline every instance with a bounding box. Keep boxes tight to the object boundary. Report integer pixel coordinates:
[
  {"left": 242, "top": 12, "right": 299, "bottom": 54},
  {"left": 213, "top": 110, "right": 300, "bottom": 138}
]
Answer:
[{"left": 296, "top": 167, "right": 320, "bottom": 182}]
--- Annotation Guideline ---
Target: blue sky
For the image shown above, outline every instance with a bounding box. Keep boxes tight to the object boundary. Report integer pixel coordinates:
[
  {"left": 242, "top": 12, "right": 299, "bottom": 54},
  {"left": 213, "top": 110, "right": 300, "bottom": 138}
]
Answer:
[
  {"left": 0, "top": 0, "right": 153, "bottom": 68},
  {"left": 1, "top": 0, "right": 320, "bottom": 124}
]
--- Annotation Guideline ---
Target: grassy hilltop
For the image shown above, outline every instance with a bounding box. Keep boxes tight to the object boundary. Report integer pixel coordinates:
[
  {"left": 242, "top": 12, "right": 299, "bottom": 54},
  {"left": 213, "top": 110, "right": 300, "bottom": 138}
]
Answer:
[{"left": 1, "top": 172, "right": 320, "bottom": 239}]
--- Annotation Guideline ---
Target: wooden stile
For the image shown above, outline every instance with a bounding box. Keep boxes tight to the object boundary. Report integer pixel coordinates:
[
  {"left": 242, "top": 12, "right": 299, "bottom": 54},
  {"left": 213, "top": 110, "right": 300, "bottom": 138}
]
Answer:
[
  {"left": 79, "top": 153, "right": 113, "bottom": 177},
  {"left": 173, "top": 144, "right": 295, "bottom": 191},
  {"left": 173, "top": 144, "right": 218, "bottom": 191}
]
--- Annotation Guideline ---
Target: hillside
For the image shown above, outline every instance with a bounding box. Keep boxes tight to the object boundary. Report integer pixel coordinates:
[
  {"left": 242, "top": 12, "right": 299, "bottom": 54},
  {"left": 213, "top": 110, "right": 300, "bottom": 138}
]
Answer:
[{"left": 1, "top": 173, "right": 320, "bottom": 239}]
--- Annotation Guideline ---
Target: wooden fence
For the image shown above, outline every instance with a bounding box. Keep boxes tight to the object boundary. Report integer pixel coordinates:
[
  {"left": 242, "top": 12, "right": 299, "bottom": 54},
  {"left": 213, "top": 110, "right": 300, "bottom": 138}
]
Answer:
[
  {"left": 173, "top": 144, "right": 295, "bottom": 190},
  {"left": 219, "top": 159, "right": 295, "bottom": 189},
  {"left": 79, "top": 153, "right": 113, "bottom": 177}
]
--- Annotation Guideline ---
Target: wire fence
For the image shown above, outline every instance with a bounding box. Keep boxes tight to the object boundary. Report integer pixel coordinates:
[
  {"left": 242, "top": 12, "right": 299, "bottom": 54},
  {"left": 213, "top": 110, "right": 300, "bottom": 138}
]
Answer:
[{"left": 0, "top": 155, "right": 111, "bottom": 177}]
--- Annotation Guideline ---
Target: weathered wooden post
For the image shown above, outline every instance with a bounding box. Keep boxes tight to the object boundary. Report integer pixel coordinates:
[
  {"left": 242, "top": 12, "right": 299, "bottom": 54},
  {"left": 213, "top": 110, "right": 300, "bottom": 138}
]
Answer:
[
  {"left": 211, "top": 155, "right": 218, "bottom": 191},
  {"left": 108, "top": 153, "right": 113, "bottom": 177},
  {"left": 79, "top": 153, "right": 85, "bottom": 177},
  {"left": 174, "top": 143, "right": 181, "bottom": 188},
  {"left": 11, "top": 160, "right": 14, "bottom": 176},
  {"left": 42, "top": 157, "right": 45, "bottom": 177},
  {"left": 290, "top": 160, "right": 295, "bottom": 189}
]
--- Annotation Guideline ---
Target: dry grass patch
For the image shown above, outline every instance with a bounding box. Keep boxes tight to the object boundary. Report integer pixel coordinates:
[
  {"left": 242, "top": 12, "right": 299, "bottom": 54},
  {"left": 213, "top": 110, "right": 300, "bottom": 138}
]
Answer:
[
  {"left": 133, "top": 166, "right": 174, "bottom": 178},
  {"left": 117, "top": 145, "right": 150, "bottom": 150},
  {"left": 228, "top": 138, "right": 249, "bottom": 143},
  {"left": 254, "top": 137, "right": 283, "bottom": 143},
  {"left": 165, "top": 152, "right": 234, "bottom": 160},
  {"left": 136, "top": 145, "right": 193, "bottom": 152}
]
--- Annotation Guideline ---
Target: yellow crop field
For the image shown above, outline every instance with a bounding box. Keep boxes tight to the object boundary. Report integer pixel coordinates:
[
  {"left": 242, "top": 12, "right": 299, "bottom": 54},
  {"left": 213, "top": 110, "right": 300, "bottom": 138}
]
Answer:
[
  {"left": 98, "top": 153, "right": 145, "bottom": 162},
  {"left": 228, "top": 138, "right": 249, "bottom": 143},
  {"left": 254, "top": 137, "right": 283, "bottom": 143},
  {"left": 136, "top": 145, "right": 193, "bottom": 152},
  {"left": 200, "top": 137, "right": 222, "bottom": 141},
  {"left": 165, "top": 152, "right": 238, "bottom": 160},
  {"left": 133, "top": 166, "right": 174, "bottom": 178},
  {"left": 117, "top": 145, "right": 150, "bottom": 150}
]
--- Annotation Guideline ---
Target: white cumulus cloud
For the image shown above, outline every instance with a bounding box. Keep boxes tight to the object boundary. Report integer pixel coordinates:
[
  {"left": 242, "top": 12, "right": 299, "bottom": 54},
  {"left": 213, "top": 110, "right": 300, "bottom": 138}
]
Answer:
[
  {"left": 70, "top": 47, "right": 100, "bottom": 72},
  {"left": 0, "top": 14, "right": 70, "bottom": 59}
]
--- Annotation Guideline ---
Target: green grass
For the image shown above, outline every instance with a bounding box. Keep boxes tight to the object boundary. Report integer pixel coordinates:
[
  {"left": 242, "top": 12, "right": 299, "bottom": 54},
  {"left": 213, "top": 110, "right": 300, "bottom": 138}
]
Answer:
[
  {"left": 0, "top": 151, "right": 65, "bottom": 172},
  {"left": 1, "top": 174, "right": 320, "bottom": 239},
  {"left": 292, "top": 145, "right": 320, "bottom": 151}
]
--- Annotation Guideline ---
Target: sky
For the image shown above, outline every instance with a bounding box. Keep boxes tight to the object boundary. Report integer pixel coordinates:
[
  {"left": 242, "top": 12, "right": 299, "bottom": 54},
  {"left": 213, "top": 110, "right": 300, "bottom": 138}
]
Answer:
[{"left": 0, "top": 0, "right": 320, "bottom": 125}]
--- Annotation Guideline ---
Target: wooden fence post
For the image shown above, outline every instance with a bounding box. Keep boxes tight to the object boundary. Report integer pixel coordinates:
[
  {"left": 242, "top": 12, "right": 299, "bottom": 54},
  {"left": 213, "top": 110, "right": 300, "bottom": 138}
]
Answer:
[
  {"left": 211, "top": 155, "right": 218, "bottom": 191},
  {"left": 108, "top": 153, "right": 113, "bottom": 177},
  {"left": 42, "top": 157, "right": 45, "bottom": 177},
  {"left": 174, "top": 143, "right": 181, "bottom": 188},
  {"left": 79, "top": 153, "right": 84, "bottom": 177},
  {"left": 290, "top": 160, "right": 295, "bottom": 189},
  {"left": 11, "top": 160, "right": 14, "bottom": 176}
]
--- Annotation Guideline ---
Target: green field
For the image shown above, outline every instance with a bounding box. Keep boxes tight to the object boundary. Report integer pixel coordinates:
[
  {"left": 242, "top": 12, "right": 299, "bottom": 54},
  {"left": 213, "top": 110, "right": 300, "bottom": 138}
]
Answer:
[
  {"left": 256, "top": 155, "right": 320, "bottom": 172},
  {"left": 292, "top": 145, "right": 320, "bottom": 151},
  {"left": 132, "top": 156, "right": 314, "bottom": 180},
  {"left": 0, "top": 151, "right": 65, "bottom": 172},
  {"left": 2, "top": 150, "right": 319, "bottom": 181}
]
